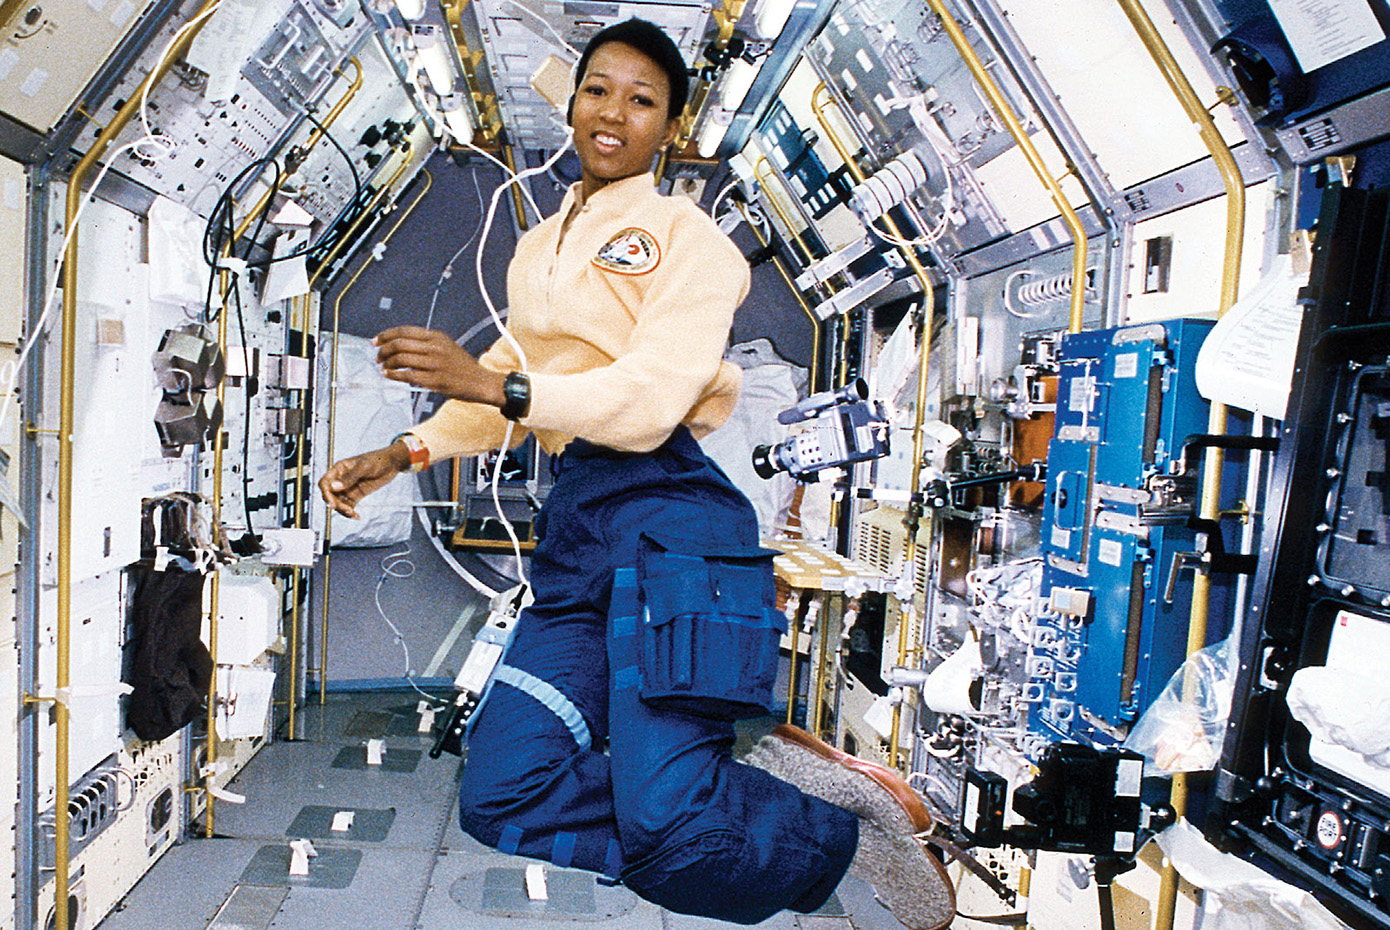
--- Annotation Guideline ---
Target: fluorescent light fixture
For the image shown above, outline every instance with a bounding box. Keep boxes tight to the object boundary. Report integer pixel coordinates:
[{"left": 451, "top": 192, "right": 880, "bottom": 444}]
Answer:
[
  {"left": 720, "top": 58, "right": 759, "bottom": 112},
  {"left": 412, "top": 26, "right": 457, "bottom": 95},
  {"left": 394, "top": 0, "right": 426, "bottom": 19},
  {"left": 697, "top": 115, "right": 729, "bottom": 158},
  {"left": 442, "top": 106, "right": 475, "bottom": 142},
  {"left": 755, "top": 0, "right": 796, "bottom": 39}
]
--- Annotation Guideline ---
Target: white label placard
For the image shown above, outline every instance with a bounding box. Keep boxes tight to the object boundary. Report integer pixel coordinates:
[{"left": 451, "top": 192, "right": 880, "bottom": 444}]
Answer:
[
  {"left": 1098, "top": 538, "right": 1124, "bottom": 567},
  {"left": 1268, "top": 0, "right": 1385, "bottom": 73},
  {"left": 1113, "top": 352, "right": 1140, "bottom": 379}
]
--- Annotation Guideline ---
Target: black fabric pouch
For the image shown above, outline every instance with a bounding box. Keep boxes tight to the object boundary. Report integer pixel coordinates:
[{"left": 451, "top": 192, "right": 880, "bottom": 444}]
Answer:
[{"left": 124, "top": 565, "right": 212, "bottom": 742}]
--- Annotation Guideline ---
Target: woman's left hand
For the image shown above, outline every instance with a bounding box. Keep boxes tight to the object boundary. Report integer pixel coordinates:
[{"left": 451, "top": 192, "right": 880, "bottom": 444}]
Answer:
[{"left": 375, "top": 326, "right": 506, "bottom": 407}]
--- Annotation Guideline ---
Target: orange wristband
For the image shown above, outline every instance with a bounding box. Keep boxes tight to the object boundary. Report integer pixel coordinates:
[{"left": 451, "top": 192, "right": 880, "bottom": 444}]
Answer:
[{"left": 394, "top": 433, "right": 429, "bottom": 472}]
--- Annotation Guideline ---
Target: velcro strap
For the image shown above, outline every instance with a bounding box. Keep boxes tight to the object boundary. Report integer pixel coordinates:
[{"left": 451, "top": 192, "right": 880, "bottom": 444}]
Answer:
[{"left": 494, "top": 665, "right": 592, "bottom": 751}]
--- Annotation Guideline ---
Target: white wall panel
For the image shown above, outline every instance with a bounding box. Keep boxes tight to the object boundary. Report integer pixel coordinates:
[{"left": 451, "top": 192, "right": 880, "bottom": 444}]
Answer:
[
  {"left": 38, "top": 197, "right": 148, "bottom": 586},
  {"left": 996, "top": 0, "right": 1249, "bottom": 191},
  {"left": 0, "top": 153, "right": 22, "bottom": 930},
  {"left": 36, "top": 572, "right": 125, "bottom": 800},
  {"left": 1123, "top": 181, "right": 1273, "bottom": 323},
  {"left": 0, "top": 0, "right": 155, "bottom": 132}
]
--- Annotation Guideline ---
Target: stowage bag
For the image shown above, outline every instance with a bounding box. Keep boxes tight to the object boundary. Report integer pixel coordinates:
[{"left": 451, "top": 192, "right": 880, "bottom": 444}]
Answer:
[{"left": 124, "top": 565, "right": 212, "bottom": 742}]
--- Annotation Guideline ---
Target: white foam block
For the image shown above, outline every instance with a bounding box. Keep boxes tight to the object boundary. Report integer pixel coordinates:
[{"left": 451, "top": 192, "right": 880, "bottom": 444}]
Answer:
[
  {"left": 366, "top": 739, "right": 385, "bottom": 766},
  {"left": 289, "top": 839, "right": 318, "bottom": 876},
  {"left": 525, "top": 863, "right": 548, "bottom": 901},
  {"left": 331, "top": 810, "right": 355, "bottom": 832}
]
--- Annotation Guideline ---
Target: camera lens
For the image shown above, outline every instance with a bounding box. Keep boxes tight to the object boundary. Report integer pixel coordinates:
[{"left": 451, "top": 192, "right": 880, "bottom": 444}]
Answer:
[{"left": 751, "top": 444, "right": 777, "bottom": 479}]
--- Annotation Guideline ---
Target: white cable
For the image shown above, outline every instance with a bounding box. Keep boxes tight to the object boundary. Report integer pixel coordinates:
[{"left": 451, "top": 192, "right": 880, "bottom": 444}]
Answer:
[
  {"left": 471, "top": 139, "right": 570, "bottom": 584},
  {"left": 1001, "top": 268, "right": 1046, "bottom": 320},
  {"left": 446, "top": 130, "right": 544, "bottom": 223},
  {"left": 711, "top": 178, "right": 743, "bottom": 217},
  {"left": 490, "top": 419, "right": 528, "bottom": 588},
  {"left": 424, "top": 166, "right": 485, "bottom": 331},
  {"left": 0, "top": 137, "right": 147, "bottom": 441},
  {"left": 373, "top": 543, "right": 445, "bottom": 705},
  {"left": 474, "top": 136, "right": 572, "bottom": 371},
  {"left": 858, "top": 140, "right": 957, "bottom": 249},
  {"left": 134, "top": 2, "right": 226, "bottom": 162}
]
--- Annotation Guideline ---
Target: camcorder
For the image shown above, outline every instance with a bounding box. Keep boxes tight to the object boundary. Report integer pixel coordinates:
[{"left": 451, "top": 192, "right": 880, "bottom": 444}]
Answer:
[{"left": 752, "top": 379, "right": 890, "bottom": 481}]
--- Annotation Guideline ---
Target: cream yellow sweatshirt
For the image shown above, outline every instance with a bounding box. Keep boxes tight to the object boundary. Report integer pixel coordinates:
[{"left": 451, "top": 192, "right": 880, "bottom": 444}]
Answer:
[{"left": 410, "top": 173, "right": 751, "bottom": 459}]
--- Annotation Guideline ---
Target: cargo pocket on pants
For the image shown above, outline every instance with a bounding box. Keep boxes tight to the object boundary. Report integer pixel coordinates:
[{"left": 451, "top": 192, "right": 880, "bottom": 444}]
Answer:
[{"left": 635, "top": 533, "right": 786, "bottom": 720}]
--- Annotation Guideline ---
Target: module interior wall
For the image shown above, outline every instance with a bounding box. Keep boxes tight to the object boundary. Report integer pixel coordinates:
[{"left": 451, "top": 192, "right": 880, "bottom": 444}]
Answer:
[{"left": 0, "top": 153, "right": 22, "bottom": 930}]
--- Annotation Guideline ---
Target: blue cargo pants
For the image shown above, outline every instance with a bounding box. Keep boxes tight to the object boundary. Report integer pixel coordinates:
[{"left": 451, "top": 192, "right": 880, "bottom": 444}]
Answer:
[{"left": 457, "top": 428, "right": 858, "bottom": 923}]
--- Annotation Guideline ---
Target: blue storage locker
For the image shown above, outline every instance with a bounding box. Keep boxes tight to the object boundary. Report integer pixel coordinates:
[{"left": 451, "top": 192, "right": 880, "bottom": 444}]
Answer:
[{"left": 1031, "top": 320, "right": 1218, "bottom": 749}]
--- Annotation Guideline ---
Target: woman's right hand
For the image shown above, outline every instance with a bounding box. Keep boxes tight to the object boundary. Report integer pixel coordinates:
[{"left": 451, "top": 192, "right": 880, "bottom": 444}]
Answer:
[{"left": 319, "top": 442, "right": 411, "bottom": 519}]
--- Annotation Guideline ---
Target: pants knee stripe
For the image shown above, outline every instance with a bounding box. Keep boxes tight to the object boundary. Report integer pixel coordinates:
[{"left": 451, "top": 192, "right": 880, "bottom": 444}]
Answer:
[
  {"left": 551, "top": 831, "right": 576, "bottom": 868},
  {"left": 494, "top": 665, "right": 592, "bottom": 751},
  {"left": 498, "top": 824, "right": 523, "bottom": 856}
]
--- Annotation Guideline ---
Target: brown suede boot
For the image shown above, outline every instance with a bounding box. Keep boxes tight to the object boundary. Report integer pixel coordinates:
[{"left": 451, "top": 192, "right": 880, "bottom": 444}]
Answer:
[{"left": 743, "top": 725, "right": 956, "bottom": 930}]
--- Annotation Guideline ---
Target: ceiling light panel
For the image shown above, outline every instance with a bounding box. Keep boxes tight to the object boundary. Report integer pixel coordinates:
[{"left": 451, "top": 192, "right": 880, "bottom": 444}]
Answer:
[{"left": 472, "top": 0, "right": 710, "bottom": 151}]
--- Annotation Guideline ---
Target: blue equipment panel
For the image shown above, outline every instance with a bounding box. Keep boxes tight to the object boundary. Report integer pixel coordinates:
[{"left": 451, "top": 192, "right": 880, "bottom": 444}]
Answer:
[{"left": 1031, "top": 320, "right": 1216, "bottom": 750}]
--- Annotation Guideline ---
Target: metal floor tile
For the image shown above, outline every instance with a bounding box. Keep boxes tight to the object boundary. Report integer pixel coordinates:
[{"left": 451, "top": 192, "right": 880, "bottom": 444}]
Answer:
[
  {"left": 95, "top": 838, "right": 266, "bottom": 930},
  {"left": 331, "top": 745, "right": 423, "bottom": 772},
  {"left": 239, "top": 845, "right": 364, "bottom": 889},
  {"left": 215, "top": 737, "right": 459, "bottom": 844},
  {"left": 205, "top": 884, "right": 288, "bottom": 930},
  {"left": 286, "top": 805, "right": 398, "bottom": 843},
  {"left": 418, "top": 851, "right": 663, "bottom": 930},
  {"left": 245, "top": 846, "right": 440, "bottom": 930}
]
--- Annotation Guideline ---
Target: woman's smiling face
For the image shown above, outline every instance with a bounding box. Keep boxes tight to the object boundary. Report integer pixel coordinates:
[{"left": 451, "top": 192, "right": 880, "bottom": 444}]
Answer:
[{"left": 571, "top": 41, "right": 681, "bottom": 200}]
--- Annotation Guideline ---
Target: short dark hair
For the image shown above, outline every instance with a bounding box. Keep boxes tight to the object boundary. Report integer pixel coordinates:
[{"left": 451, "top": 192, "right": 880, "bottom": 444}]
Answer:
[{"left": 574, "top": 19, "right": 689, "bottom": 120}]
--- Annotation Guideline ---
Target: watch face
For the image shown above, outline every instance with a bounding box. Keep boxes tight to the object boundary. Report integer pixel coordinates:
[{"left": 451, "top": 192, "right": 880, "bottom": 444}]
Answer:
[{"left": 503, "top": 373, "right": 531, "bottom": 420}]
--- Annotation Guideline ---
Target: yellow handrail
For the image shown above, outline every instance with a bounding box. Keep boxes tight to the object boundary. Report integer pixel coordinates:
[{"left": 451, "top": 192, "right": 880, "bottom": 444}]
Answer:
[
  {"left": 227, "top": 58, "right": 363, "bottom": 251},
  {"left": 755, "top": 158, "right": 816, "bottom": 265},
  {"left": 314, "top": 155, "right": 426, "bottom": 701},
  {"left": 922, "top": 0, "right": 1089, "bottom": 333},
  {"left": 1112, "top": 3, "right": 1245, "bottom": 928},
  {"left": 288, "top": 294, "right": 309, "bottom": 740},
  {"left": 204, "top": 52, "right": 366, "bottom": 833},
  {"left": 58, "top": 0, "right": 223, "bottom": 918},
  {"left": 808, "top": 83, "right": 936, "bottom": 770},
  {"left": 747, "top": 164, "right": 821, "bottom": 391},
  {"left": 738, "top": 198, "right": 822, "bottom": 398}
]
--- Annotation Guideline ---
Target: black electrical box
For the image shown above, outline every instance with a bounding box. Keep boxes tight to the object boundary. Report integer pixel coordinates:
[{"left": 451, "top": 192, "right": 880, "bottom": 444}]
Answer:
[{"left": 1217, "top": 184, "right": 1390, "bottom": 930}]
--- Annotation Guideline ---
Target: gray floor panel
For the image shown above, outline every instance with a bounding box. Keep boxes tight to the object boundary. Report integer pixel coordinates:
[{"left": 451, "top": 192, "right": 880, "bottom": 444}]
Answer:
[
  {"left": 215, "top": 740, "right": 459, "bottom": 843},
  {"left": 261, "top": 846, "right": 440, "bottom": 930},
  {"left": 664, "top": 907, "right": 799, "bottom": 929},
  {"left": 286, "top": 805, "right": 398, "bottom": 842},
  {"left": 205, "top": 884, "right": 288, "bottom": 930},
  {"left": 240, "top": 845, "right": 365, "bottom": 889},
  {"left": 331, "top": 745, "right": 424, "bottom": 771},
  {"left": 829, "top": 873, "right": 916, "bottom": 930},
  {"left": 98, "top": 693, "right": 882, "bottom": 930},
  {"left": 344, "top": 705, "right": 439, "bottom": 740},
  {"left": 418, "top": 851, "right": 664, "bottom": 930},
  {"left": 96, "top": 838, "right": 266, "bottom": 930},
  {"left": 291, "top": 693, "right": 442, "bottom": 745}
]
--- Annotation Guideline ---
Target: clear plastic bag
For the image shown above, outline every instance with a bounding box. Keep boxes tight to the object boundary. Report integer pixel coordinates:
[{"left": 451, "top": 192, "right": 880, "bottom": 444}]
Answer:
[{"left": 1124, "top": 638, "right": 1236, "bottom": 774}]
